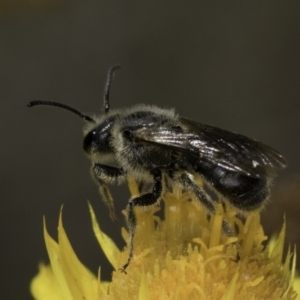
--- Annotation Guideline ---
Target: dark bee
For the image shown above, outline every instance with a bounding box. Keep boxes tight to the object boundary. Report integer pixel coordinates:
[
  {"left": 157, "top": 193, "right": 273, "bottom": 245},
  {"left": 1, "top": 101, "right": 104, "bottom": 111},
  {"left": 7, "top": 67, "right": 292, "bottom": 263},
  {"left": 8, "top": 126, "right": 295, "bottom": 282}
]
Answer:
[{"left": 28, "top": 65, "right": 287, "bottom": 272}]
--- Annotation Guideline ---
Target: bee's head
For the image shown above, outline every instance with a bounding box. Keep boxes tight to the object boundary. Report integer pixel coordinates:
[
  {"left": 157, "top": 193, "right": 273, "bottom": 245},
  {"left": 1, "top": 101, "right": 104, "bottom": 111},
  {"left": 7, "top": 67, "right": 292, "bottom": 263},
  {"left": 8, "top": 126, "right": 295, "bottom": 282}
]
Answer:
[{"left": 83, "top": 115, "right": 118, "bottom": 156}]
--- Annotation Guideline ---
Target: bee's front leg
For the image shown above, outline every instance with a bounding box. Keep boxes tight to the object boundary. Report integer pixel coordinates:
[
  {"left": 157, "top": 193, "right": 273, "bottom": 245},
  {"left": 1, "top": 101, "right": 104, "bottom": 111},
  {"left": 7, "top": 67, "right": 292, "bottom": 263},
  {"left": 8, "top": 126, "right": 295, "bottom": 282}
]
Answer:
[{"left": 92, "top": 163, "right": 125, "bottom": 221}]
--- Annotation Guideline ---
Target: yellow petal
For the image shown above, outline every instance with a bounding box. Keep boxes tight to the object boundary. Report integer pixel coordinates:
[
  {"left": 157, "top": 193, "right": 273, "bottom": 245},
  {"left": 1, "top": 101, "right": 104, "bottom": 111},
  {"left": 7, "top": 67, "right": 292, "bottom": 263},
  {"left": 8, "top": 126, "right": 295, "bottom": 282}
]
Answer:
[
  {"left": 138, "top": 271, "right": 150, "bottom": 300},
  {"left": 30, "top": 263, "right": 64, "bottom": 300},
  {"left": 293, "top": 276, "right": 300, "bottom": 300},
  {"left": 43, "top": 217, "right": 73, "bottom": 300},
  {"left": 57, "top": 209, "right": 99, "bottom": 299},
  {"left": 268, "top": 217, "right": 286, "bottom": 263},
  {"left": 43, "top": 209, "right": 102, "bottom": 300},
  {"left": 88, "top": 202, "right": 121, "bottom": 270}
]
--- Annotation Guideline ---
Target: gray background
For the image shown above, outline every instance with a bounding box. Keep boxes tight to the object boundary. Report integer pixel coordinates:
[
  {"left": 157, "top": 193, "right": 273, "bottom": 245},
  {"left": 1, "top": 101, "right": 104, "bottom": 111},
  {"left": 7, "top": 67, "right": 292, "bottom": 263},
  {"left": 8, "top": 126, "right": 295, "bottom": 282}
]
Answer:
[{"left": 1, "top": 1, "right": 300, "bottom": 299}]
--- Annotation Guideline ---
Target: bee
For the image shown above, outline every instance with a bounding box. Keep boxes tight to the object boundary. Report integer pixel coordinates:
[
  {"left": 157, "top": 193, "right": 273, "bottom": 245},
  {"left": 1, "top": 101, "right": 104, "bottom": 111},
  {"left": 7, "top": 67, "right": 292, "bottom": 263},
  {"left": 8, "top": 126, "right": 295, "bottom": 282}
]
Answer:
[{"left": 28, "top": 65, "right": 287, "bottom": 272}]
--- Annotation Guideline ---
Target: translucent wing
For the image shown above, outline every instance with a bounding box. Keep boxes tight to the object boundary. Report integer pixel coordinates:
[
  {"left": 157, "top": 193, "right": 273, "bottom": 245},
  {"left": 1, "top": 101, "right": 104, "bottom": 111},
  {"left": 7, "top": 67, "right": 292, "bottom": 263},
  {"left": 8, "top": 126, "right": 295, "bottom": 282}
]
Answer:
[{"left": 132, "top": 117, "right": 287, "bottom": 178}]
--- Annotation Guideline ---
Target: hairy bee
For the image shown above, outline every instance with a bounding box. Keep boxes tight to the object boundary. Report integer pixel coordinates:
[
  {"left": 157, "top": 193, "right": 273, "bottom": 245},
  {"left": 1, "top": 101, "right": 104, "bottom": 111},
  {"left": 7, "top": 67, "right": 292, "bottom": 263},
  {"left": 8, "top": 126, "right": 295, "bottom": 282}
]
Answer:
[{"left": 28, "top": 65, "right": 287, "bottom": 272}]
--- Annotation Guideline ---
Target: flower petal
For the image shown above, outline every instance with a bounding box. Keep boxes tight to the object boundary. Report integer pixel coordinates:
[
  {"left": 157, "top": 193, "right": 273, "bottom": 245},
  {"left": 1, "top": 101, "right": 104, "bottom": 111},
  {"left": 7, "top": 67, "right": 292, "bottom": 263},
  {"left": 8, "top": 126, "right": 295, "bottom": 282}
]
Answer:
[
  {"left": 43, "top": 217, "right": 73, "bottom": 300},
  {"left": 57, "top": 208, "right": 100, "bottom": 299},
  {"left": 30, "top": 263, "right": 64, "bottom": 300},
  {"left": 42, "top": 209, "right": 102, "bottom": 300},
  {"left": 88, "top": 202, "right": 121, "bottom": 270}
]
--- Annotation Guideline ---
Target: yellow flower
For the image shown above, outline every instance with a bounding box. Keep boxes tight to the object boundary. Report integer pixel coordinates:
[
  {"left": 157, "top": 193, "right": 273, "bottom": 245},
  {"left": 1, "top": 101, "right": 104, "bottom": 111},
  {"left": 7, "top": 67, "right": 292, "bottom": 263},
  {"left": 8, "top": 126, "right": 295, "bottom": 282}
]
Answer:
[{"left": 31, "top": 182, "right": 299, "bottom": 299}]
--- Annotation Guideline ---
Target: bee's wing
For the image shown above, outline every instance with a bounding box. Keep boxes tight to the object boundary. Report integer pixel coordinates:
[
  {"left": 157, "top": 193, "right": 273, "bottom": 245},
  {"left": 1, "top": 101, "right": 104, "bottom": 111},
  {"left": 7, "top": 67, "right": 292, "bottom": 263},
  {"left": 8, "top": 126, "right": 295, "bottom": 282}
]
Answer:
[{"left": 133, "top": 117, "right": 287, "bottom": 178}]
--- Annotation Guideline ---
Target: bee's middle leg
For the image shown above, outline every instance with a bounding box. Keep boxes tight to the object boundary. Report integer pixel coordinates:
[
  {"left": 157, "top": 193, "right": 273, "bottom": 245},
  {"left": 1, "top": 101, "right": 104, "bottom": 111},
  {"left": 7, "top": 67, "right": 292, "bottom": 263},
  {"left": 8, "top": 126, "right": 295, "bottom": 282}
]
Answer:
[{"left": 120, "top": 169, "right": 162, "bottom": 273}]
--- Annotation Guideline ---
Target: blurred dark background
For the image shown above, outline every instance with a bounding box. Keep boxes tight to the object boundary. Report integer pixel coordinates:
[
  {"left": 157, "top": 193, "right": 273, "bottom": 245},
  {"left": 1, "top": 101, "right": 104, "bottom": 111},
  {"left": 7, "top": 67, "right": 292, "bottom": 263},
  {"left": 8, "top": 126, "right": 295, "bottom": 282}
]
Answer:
[{"left": 1, "top": 1, "right": 300, "bottom": 299}]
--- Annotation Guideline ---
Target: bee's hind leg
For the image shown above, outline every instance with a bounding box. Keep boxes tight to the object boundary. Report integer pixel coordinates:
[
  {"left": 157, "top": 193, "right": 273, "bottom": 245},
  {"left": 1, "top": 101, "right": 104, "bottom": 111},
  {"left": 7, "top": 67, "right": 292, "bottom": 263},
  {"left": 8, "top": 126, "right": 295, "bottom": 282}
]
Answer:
[{"left": 180, "top": 173, "right": 234, "bottom": 237}]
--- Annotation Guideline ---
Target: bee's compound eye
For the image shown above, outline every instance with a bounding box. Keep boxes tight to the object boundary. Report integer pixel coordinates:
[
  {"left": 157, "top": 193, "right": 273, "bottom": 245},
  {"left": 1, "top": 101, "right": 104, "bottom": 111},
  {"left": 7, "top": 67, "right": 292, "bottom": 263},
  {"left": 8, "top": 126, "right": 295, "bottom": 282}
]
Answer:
[
  {"left": 83, "top": 130, "right": 96, "bottom": 153},
  {"left": 123, "top": 129, "right": 133, "bottom": 140}
]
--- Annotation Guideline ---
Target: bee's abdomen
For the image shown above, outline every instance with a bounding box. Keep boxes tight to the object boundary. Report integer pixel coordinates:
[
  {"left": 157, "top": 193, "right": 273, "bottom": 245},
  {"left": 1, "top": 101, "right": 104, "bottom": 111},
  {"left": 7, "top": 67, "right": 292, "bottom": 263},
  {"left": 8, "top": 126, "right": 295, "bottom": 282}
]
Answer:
[{"left": 194, "top": 163, "right": 270, "bottom": 211}]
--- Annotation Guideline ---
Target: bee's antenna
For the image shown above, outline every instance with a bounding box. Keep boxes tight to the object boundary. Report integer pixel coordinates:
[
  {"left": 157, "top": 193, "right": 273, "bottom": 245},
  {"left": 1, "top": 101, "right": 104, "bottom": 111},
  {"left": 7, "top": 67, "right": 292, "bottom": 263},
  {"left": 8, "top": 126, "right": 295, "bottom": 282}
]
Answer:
[
  {"left": 27, "top": 100, "right": 96, "bottom": 123},
  {"left": 103, "top": 65, "right": 120, "bottom": 114}
]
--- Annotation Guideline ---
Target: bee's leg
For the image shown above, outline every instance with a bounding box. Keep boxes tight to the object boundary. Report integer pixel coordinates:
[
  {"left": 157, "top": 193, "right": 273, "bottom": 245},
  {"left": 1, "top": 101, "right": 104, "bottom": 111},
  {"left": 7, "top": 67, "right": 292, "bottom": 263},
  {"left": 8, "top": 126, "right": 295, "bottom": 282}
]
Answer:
[
  {"left": 120, "top": 169, "right": 162, "bottom": 273},
  {"left": 163, "top": 174, "right": 173, "bottom": 193},
  {"left": 181, "top": 173, "right": 233, "bottom": 236},
  {"left": 181, "top": 173, "right": 216, "bottom": 213},
  {"left": 137, "top": 181, "right": 144, "bottom": 194},
  {"left": 92, "top": 163, "right": 125, "bottom": 221}
]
